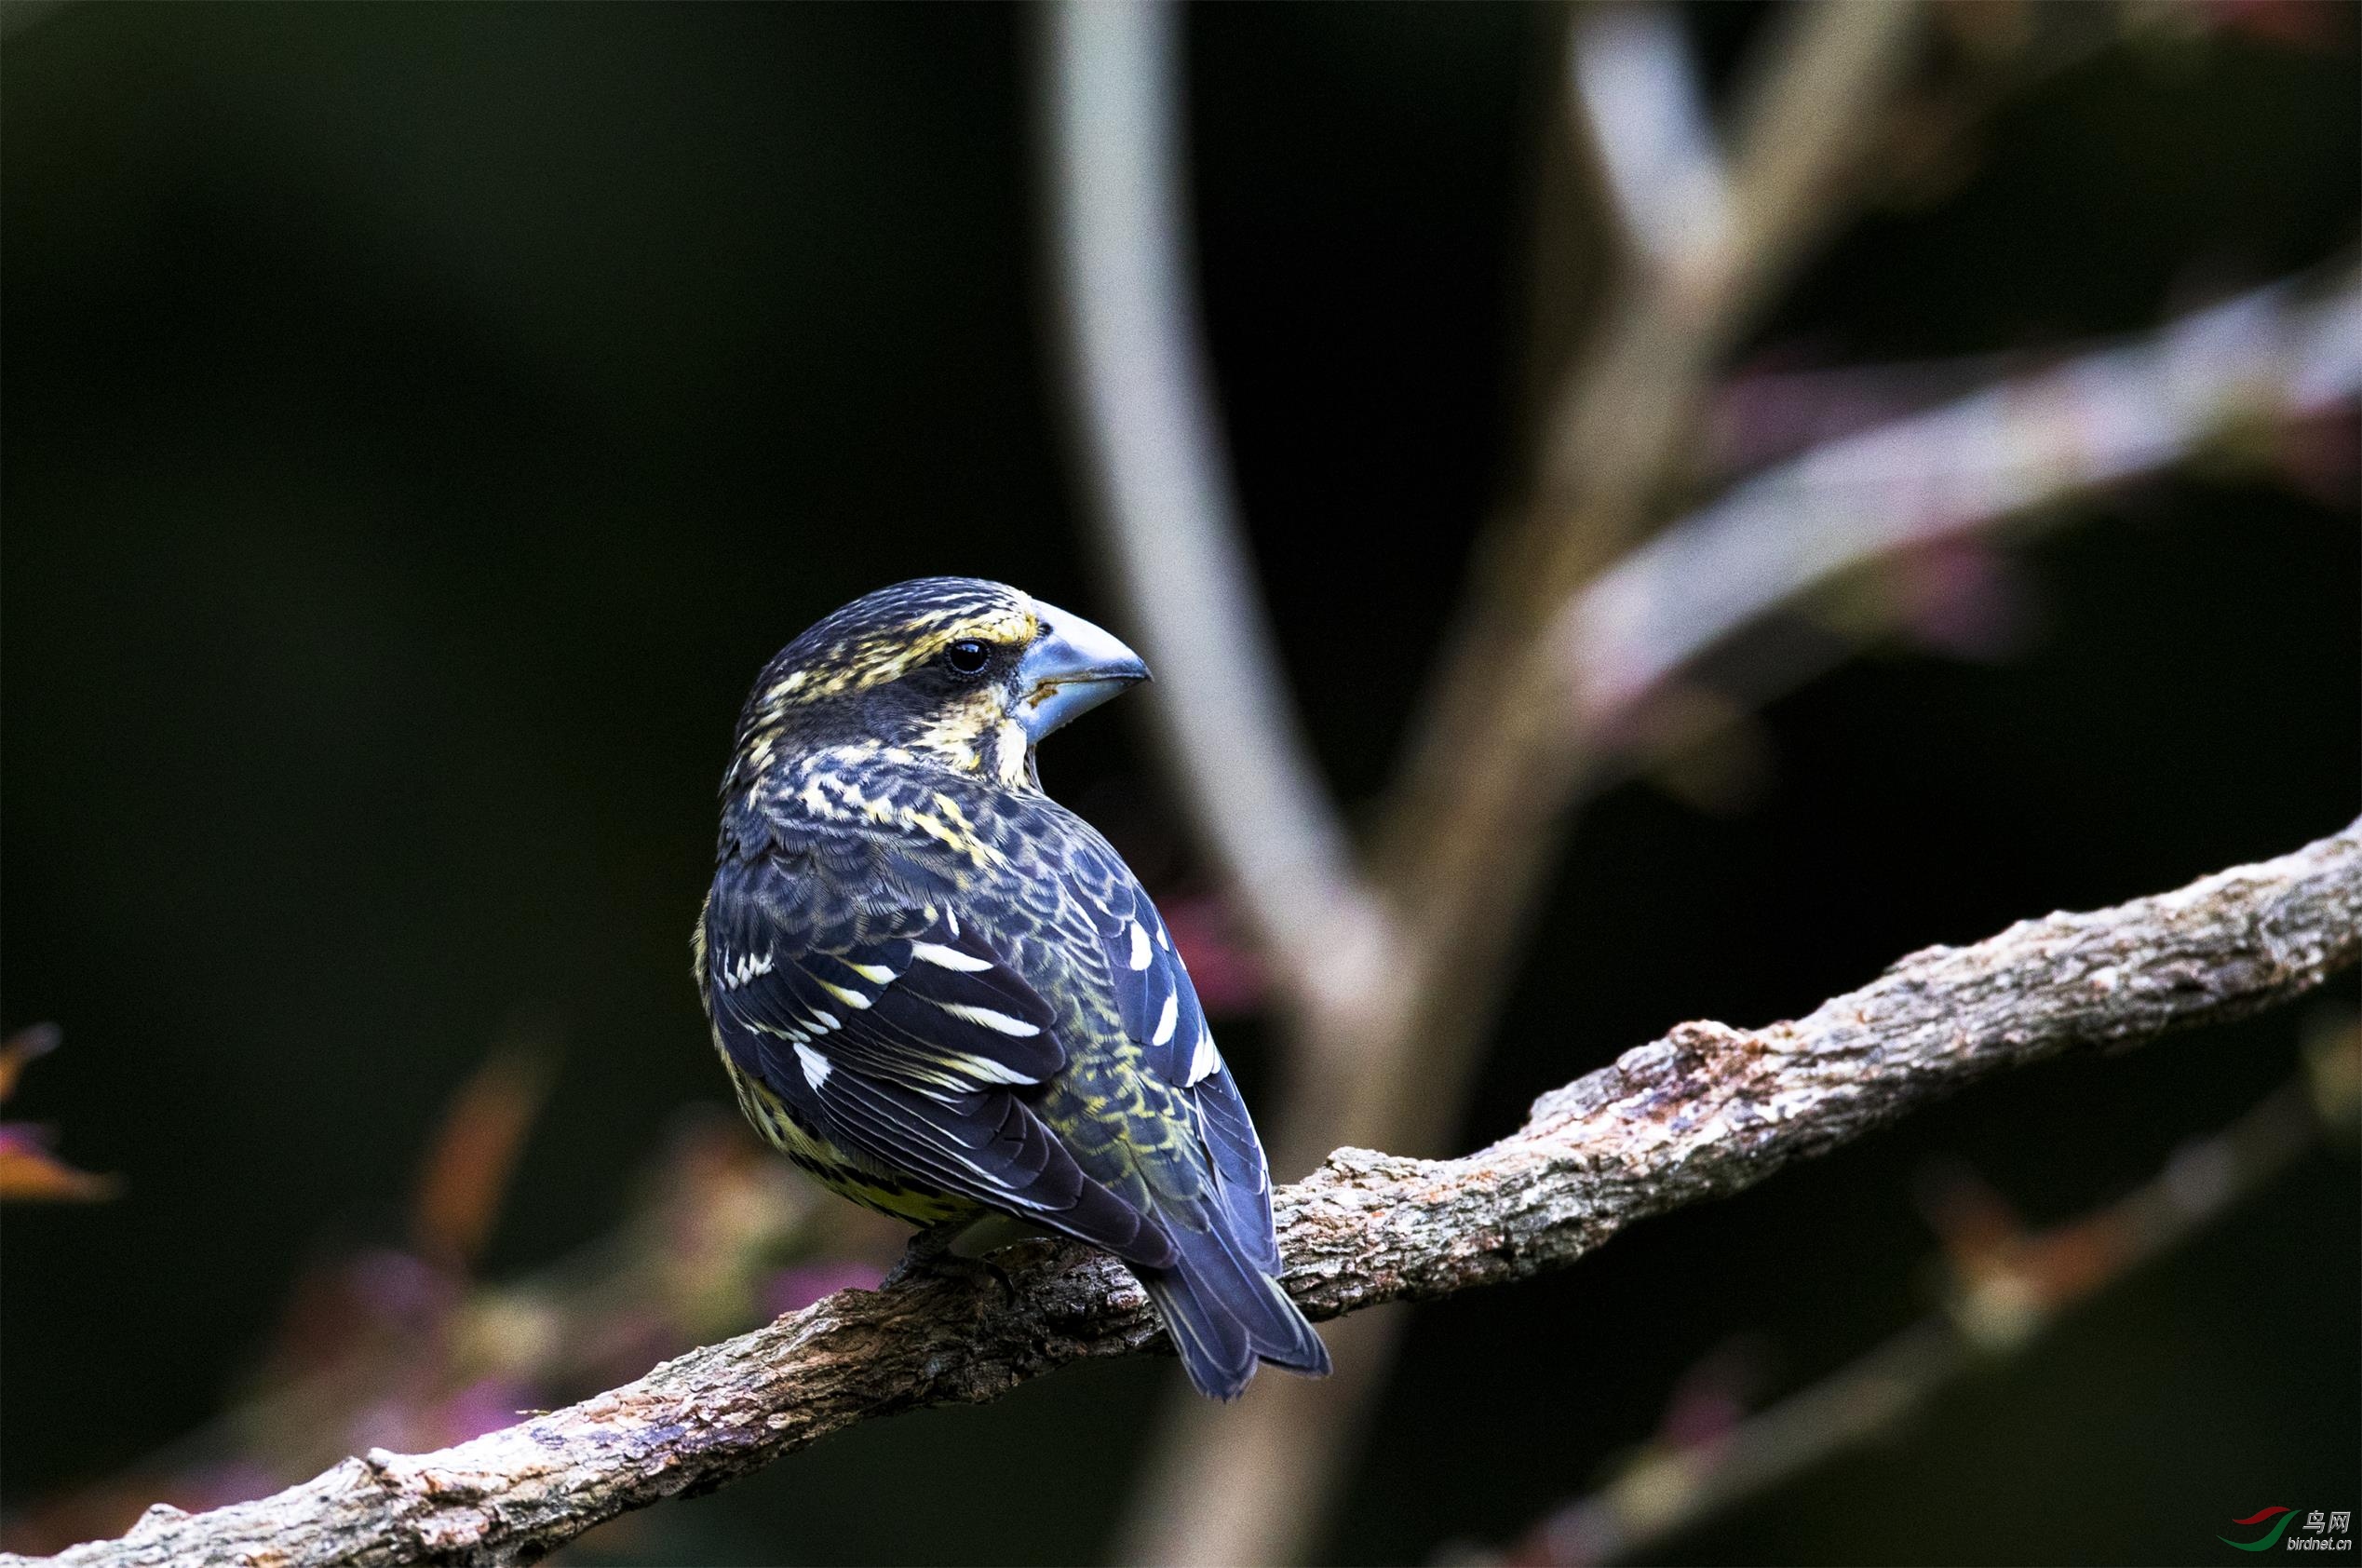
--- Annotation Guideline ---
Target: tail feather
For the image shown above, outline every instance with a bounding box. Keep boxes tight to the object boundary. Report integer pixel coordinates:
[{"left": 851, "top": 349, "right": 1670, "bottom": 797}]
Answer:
[{"left": 1139, "top": 1216, "right": 1330, "bottom": 1400}]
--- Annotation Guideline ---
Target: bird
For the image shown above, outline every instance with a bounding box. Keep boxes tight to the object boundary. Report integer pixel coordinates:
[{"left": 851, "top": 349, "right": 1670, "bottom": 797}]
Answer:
[{"left": 695, "top": 576, "right": 1329, "bottom": 1399}]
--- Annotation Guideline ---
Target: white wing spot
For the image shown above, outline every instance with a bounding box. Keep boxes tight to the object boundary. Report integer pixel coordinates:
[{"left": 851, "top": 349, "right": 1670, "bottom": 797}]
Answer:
[
  {"left": 953, "top": 1052, "right": 1042, "bottom": 1087},
  {"left": 933, "top": 1000, "right": 1042, "bottom": 1038},
  {"left": 794, "top": 1043, "right": 832, "bottom": 1089},
  {"left": 817, "top": 980, "right": 873, "bottom": 1010},
  {"left": 1188, "top": 1026, "right": 1221, "bottom": 1086},
  {"left": 1127, "top": 920, "right": 1152, "bottom": 970},
  {"left": 1152, "top": 991, "right": 1179, "bottom": 1047},
  {"left": 1156, "top": 922, "right": 1170, "bottom": 951},
  {"left": 911, "top": 941, "right": 993, "bottom": 972},
  {"left": 844, "top": 961, "right": 898, "bottom": 984},
  {"left": 807, "top": 1010, "right": 841, "bottom": 1032},
  {"left": 714, "top": 946, "right": 776, "bottom": 992}
]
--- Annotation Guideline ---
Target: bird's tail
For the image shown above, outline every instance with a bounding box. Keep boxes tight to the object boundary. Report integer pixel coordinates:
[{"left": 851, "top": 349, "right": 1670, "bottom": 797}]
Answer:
[{"left": 1140, "top": 1217, "right": 1330, "bottom": 1401}]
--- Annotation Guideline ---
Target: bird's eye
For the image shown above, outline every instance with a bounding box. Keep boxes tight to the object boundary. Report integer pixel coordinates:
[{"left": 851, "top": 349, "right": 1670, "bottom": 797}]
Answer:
[{"left": 944, "top": 639, "right": 992, "bottom": 676}]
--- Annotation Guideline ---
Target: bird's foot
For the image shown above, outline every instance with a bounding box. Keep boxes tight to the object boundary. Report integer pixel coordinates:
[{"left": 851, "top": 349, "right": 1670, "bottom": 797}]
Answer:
[{"left": 880, "top": 1219, "right": 1017, "bottom": 1303}]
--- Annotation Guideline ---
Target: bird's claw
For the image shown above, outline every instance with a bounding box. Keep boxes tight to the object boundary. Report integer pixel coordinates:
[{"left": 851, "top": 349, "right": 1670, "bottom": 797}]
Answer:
[{"left": 881, "top": 1222, "right": 1018, "bottom": 1304}]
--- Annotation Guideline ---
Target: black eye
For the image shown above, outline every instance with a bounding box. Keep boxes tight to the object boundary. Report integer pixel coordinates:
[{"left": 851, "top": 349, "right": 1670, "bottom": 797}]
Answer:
[{"left": 944, "top": 639, "right": 992, "bottom": 676}]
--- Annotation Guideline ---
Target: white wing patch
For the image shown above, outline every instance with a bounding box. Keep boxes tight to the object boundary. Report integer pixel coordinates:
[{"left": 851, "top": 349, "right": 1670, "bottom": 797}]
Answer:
[
  {"left": 930, "top": 1000, "right": 1043, "bottom": 1038},
  {"left": 952, "top": 1051, "right": 1043, "bottom": 1087},
  {"left": 1152, "top": 991, "right": 1179, "bottom": 1047},
  {"left": 1187, "top": 1025, "right": 1221, "bottom": 1086},
  {"left": 817, "top": 980, "right": 873, "bottom": 1010},
  {"left": 1127, "top": 920, "right": 1152, "bottom": 971},
  {"left": 794, "top": 1043, "right": 832, "bottom": 1089},
  {"left": 911, "top": 940, "right": 993, "bottom": 972},
  {"left": 715, "top": 946, "right": 776, "bottom": 992}
]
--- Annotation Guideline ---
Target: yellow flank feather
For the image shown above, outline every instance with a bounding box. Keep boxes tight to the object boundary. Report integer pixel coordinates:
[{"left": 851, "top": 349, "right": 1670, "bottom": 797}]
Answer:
[{"left": 715, "top": 1043, "right": 976, "bottom": 1224}]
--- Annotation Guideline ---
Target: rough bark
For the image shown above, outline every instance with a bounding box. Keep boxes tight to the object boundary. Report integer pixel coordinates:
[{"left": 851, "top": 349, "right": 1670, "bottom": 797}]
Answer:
[{"left": 14, "top": 819, "right": 2357, "bottom": 1568}]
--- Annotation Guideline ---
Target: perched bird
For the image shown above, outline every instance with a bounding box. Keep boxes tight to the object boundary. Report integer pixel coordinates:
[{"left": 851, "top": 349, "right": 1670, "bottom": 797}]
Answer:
[{"left": 695, "top": 577, "right": 1329, "bottom": 1399}]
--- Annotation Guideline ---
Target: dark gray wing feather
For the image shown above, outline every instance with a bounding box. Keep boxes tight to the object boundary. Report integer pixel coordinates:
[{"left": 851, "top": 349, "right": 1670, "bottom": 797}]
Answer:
[{"left": 704, "top": 847, "right": 1173, "bottom": 1265}]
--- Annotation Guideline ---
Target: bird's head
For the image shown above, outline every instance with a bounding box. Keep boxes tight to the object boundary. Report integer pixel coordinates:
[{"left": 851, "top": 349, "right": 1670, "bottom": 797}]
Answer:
[{"left": 727, "top": 576, "right": 1149, "bottom": 792}]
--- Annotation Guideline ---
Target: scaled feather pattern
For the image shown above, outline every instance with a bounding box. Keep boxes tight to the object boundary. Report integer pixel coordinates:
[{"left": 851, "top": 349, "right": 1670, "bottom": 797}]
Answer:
[{"left": 695, "top": 577, "right": 1328, "bottom": 1399}]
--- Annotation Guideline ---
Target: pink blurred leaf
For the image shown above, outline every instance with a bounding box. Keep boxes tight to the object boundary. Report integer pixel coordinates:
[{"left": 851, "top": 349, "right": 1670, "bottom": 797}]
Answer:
[
  {"left": 1155, "top": 893, "right": 1269, "bottom": 1015},
  {"left": 1883, "top": 537, "right": 2035, "bottom": 662},
  {"left": 2195, "top": 0, "right": 2349, "bottom": 48}
]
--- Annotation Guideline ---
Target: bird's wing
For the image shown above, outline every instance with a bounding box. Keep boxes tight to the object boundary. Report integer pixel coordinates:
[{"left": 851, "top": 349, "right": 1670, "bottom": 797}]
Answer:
[
  {"left": 703, "top": 839, "right": 1173, "bottom": 1265},
  {"left": 1049, "top": 829, "right": 1322, "bottom": 1392},
  {"left": 1056, "top": 831, "right": 1280, "bottom": 1271}
]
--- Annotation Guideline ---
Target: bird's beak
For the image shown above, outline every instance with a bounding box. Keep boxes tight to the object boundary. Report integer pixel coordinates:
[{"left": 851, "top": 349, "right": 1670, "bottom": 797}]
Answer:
[{"left": 1015, "top": 602, "right": 1150, "bottom": 741}]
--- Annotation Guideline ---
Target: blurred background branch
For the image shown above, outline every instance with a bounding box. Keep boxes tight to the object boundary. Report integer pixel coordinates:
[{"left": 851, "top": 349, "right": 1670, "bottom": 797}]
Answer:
[
  {"left": 1, "top": 1056, "right": 893, "bottom": 1561},
  {"left": 1042, "top": 0, "right": 1385, "bottom": 1016},
  {"left": 1040, "top": 3, "right": 2298, "bottom": 1562},
  {"left": 1473, "top": 1013, "right": 2360, "bottom": 1567},
  {"left": 1562, "top": 271, "right": 2362, "bottom": 734},
  {"left": 1566, "top": 5, "right": 1728, "bottom": 277},
  {"left": 13, "top": 818, "right": 2355, "bottom": 1568}
]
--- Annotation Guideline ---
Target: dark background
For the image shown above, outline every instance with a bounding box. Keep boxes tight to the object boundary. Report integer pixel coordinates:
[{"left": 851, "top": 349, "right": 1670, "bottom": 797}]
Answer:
[{"left": 3, "top": 4, "right": 2355, "bottom": 1563}]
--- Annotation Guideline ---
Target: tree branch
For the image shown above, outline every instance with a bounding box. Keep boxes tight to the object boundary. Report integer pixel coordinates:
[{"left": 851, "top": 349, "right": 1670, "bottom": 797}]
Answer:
[
  {"left": 1126, "top": 7, "right": 1929, "bottom": 1561},
  {"left": 1565, "top": 6, "right": 1729, "bottom": 277},
  {"left": 1489, "top": 1022, "right": 2357, "bottom": 1565},
  {"left": 16, "top": 821, "right": 2357, "bottom": 1568},
  {"left": 1039, "top": 0, "right": 1383, "bottom": 1009},
  {"left": 1560, "top": 274, "right": 2362, "bottom": 726}
]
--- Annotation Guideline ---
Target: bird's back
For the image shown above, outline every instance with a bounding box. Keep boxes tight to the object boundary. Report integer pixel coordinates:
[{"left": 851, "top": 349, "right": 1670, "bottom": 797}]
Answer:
[
  {"left": 697, "top": 575, "right": 1326, "bottom": 1398},
  {"left": 701, "top": 747, "right": 1323, "bottom": 1396}
]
